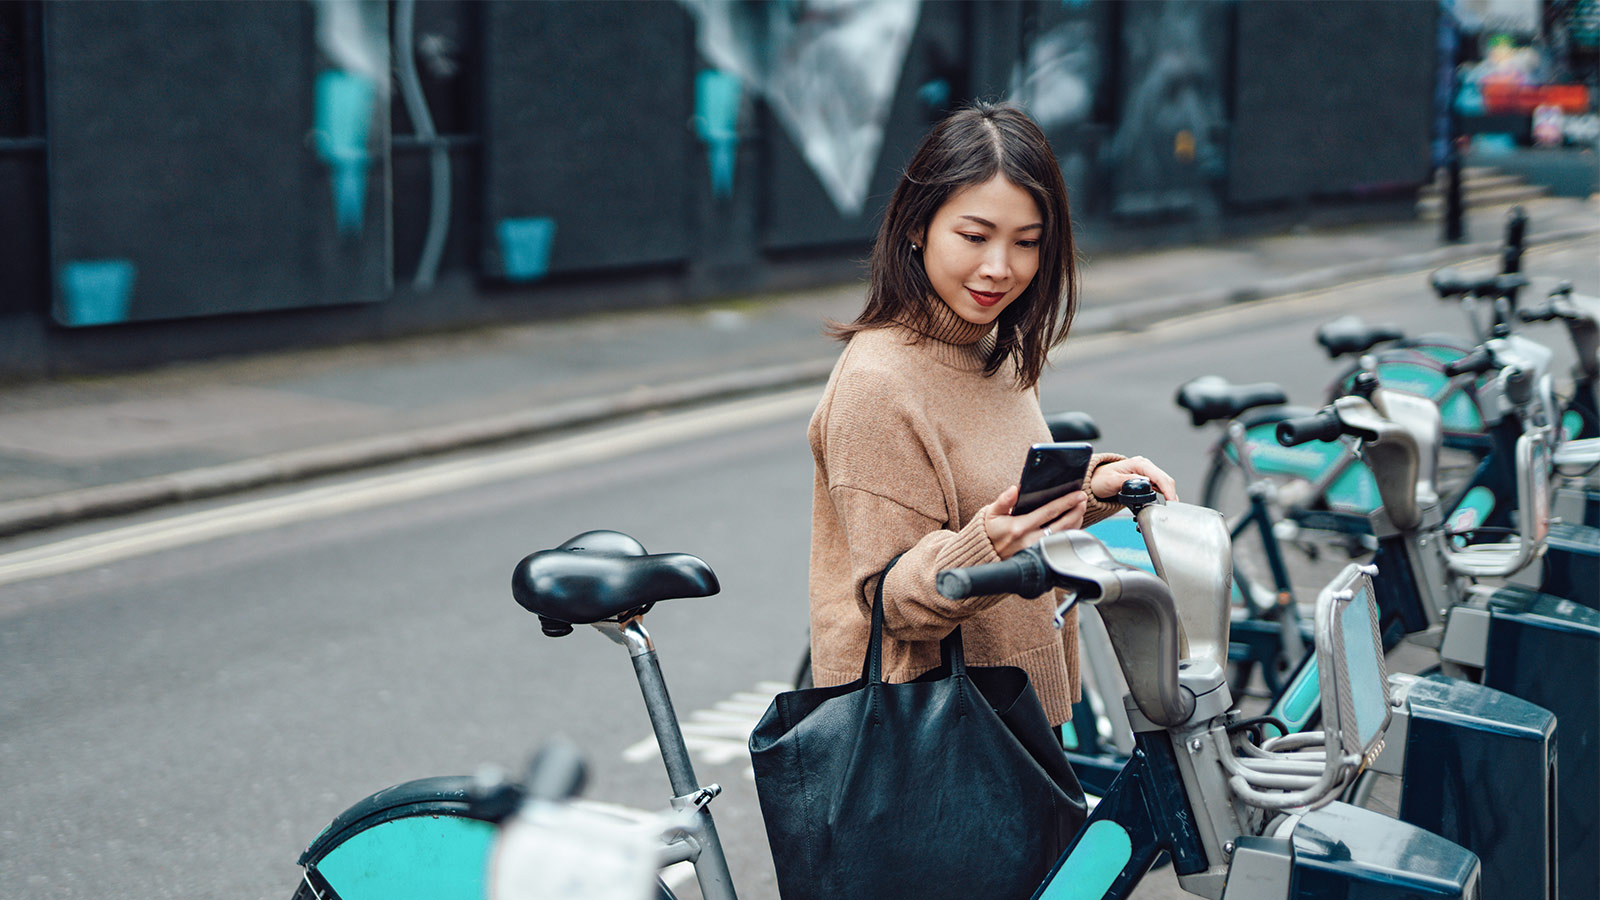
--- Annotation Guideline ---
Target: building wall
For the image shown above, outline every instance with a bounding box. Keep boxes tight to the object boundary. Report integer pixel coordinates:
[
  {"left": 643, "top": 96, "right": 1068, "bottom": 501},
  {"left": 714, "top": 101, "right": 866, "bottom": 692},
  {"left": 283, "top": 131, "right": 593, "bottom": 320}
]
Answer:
[{"left": 0, "top": 0, "right": 1439, "bottom": 378}]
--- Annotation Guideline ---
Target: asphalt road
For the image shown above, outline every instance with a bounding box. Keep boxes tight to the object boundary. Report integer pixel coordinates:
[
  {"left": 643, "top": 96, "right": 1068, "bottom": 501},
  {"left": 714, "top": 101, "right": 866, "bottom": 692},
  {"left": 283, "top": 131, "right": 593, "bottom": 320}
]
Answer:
[{"left": 1, "top": 237, "right": 1594, "bottom": 899}]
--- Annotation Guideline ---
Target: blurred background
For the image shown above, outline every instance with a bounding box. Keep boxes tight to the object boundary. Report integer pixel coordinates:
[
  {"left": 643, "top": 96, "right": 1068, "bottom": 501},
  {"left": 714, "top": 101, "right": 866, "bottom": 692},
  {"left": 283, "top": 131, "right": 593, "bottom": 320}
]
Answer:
[
  {"left": 1, "top": 4, "right": 1598, "bottom": 899},
  {"left": 1, "top": 0, "right": 1593, "bottom": 379}
]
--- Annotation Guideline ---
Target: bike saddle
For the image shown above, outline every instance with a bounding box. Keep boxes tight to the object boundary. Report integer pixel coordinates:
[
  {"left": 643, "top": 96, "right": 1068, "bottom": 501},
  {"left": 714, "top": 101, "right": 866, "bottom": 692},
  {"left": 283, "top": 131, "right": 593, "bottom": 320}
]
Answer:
[
  {"left": 512, "top": 531, "right": 719, "bottom": 634},
  {"left": 1046, "top": 410, "right": 1101, "bottom": 442},
  {"left": 1174, "top": 376, "right": 1288, "bottom": 427},
  {"left": 1430, "top": 267, "right": 1529, "bottom": 299},
  {"left": 1315, "top": 315, "right": 1404, "bottom": 359}
]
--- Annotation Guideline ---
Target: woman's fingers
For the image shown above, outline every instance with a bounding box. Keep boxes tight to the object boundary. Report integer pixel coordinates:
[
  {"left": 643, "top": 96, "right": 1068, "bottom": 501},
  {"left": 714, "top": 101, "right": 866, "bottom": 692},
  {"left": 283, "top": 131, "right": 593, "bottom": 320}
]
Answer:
[
  {"left": 1046, "top": 493, "right": 1088, "bottom": 533},
  {"left": 993, "top": 483, "right": 1020, "bottom": 515},
  {"left": 985, "top": 487, "right": 1087, "bottom": 558},
  {"left": 1028, "top": 490, "right": 1087, "bottom": 531},
  {"left": 1092, "top": 457, "right": 1180, "bottom": 502}
]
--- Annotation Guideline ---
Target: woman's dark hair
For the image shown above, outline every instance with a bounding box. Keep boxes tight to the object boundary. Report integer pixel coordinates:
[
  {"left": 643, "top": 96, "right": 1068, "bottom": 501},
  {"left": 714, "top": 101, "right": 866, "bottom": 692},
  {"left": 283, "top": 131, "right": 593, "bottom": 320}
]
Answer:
[{"left": 830, "top": 101, "right": 1076, "bottom": 388}]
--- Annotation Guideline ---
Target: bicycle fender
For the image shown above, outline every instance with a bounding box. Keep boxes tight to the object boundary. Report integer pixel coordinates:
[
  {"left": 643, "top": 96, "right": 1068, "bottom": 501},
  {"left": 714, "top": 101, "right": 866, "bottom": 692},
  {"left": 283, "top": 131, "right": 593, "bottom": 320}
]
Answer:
[{"left": 299, "top": 775, "right": 497, "bottom": 900}]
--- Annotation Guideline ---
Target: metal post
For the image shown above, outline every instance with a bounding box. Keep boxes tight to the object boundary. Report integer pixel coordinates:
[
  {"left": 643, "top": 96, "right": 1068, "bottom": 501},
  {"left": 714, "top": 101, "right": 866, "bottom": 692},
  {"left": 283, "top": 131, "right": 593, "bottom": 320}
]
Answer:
[{"left": 1444, "top": 135, "right": 1467, "bottom": 244}]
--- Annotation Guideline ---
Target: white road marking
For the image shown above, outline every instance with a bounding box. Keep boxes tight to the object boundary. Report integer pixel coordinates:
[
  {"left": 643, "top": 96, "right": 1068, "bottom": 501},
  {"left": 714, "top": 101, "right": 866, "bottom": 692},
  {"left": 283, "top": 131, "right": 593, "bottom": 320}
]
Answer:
[
  {"left": 0, "top": 389, "right": 820, "bottom": 587},
  {"left": 623, "top": 681, "right": 789, "bottom": 780}
]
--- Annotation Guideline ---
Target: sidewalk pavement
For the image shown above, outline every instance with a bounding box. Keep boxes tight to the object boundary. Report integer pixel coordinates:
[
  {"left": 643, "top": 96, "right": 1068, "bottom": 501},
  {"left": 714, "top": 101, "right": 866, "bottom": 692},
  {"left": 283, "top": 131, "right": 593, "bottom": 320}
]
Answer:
[{"left": 1, "top": 196, "right": 1596, "bottom": 538}]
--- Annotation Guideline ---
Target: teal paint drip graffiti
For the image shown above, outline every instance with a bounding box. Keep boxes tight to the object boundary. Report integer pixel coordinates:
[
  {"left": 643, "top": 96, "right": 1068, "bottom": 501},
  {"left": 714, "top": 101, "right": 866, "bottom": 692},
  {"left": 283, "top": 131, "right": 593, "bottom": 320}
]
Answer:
[
  {"left": 314, "top": 69, "right": 378, "bottom": 236},
  {"left": 695, "top": 69, "right": 742, "bottom": 199},
  {"left": 917, "top": 78, "right": 950, "bottom": 110},
  {"left": 498, "top": 218, "right": 557, "bottom": 282},
  {"left": 59, "top": 259, "right": 136, "bottom": 327}
]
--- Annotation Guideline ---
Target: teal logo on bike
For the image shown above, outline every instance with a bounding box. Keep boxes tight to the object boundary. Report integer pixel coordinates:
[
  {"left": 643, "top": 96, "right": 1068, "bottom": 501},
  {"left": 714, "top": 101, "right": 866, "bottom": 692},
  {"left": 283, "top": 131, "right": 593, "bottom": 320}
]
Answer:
[
  {"left": 1368, "top": 359, "right": 1484, "bottom": 434},
  {"left": 1239, "top": 424, "right": 1381, "bottom": 514}
]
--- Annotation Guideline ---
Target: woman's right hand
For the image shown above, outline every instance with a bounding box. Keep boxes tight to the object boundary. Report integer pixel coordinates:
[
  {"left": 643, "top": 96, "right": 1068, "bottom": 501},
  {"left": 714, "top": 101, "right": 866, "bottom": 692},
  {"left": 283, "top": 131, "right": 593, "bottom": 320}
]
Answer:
[{"left": 983, "top": 484, "right": 1088, "bottom": 560}]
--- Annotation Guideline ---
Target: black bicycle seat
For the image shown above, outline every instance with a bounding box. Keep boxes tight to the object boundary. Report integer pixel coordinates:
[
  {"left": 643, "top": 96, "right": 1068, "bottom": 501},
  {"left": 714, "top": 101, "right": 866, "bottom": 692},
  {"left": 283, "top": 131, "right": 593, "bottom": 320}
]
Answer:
[
  {"left": 1174, "top": 376, "right": 1288, "bottom": 427},
  {"left": 512, "top": 532, "right": 719, "bottom": 629},
  {"left": 1430, "top": 268, "right": 1529, "bottom": 299},
  {"left": 1046, "top": 410, "right": 1101, "bottom": 442},
  {"left": 1315, "top": 315, "right": 1404, "bottom": 359}
]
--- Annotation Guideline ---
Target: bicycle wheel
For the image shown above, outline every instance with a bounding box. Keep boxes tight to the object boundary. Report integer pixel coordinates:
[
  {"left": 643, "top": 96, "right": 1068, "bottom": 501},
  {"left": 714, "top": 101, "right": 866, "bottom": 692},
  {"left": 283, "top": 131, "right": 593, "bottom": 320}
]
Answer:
[
  {"left": 1326, "top": 343, "right": 1490, "bottom": 493},
  {"left": 1201, "top": 410, "right": 1375, "bottom": 614}
]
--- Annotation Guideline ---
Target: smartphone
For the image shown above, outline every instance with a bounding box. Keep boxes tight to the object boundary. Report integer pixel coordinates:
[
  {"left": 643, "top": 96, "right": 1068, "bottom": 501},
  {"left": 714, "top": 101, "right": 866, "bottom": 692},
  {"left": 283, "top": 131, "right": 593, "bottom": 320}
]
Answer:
[{"left": 1013, "top": 442, "right": 1093, "bottom": 516}]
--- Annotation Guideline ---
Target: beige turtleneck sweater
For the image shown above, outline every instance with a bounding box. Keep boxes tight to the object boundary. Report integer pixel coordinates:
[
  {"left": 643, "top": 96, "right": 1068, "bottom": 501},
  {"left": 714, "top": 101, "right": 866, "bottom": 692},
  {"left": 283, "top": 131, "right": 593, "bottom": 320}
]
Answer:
[{"left": 807, "top": 301, "right": 1124, "bottom": 726}]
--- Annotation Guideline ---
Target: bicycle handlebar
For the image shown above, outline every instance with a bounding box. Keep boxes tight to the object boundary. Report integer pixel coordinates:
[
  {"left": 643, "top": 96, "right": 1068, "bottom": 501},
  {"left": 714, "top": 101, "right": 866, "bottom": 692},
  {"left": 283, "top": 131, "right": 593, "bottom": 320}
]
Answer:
[
  {"left": 1276, "top": 409, "right": 1343, "bottom": 446},
  {"left": 1430, "top": 269, "right": 1528, "bottom": 301},
  {"left": 936, "top": 549, "right": 1051, "bottom": 600},
  {"left": 1444, "top": 347, "right": 1495, "bottom": 378},
  {"left": 938, "top": 534, "right": 1197, "bottom": 728},
  {"left": 1520, "top": 304, "right": 1574, "bottom": 324}
]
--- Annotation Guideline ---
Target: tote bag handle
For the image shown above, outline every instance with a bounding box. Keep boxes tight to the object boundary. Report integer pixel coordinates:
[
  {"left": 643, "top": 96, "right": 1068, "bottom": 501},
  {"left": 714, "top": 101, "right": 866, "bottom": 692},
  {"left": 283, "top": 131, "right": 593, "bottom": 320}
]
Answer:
[{"left": 861, "top": 553, "right": 967, "bottom": 684}]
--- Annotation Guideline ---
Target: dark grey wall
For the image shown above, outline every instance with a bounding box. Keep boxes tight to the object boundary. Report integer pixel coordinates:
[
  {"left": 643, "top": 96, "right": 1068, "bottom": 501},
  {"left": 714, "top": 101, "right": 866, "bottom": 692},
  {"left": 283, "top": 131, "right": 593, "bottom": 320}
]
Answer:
[
  {"left": 481, "top": 0, "right": 695, "bottom": 278},
  {"left": 1229, "top": 0, "right": 1439, "bottom": 205},
  {"left": 0, "top": 0, "right": 1442, "bottom": 378},
  {"left": 0, "top": 0, "right": 46, "bottom": 318},
  {"left": 41, "top": 0, "right": 391, "bottom": 325}
]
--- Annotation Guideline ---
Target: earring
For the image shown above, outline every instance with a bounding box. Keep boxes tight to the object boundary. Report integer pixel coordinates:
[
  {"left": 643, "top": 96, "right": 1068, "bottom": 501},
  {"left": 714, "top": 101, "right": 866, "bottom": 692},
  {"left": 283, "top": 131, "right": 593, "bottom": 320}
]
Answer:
[{"left": 910, "top": 242, "right": 920, "bottom": 252}]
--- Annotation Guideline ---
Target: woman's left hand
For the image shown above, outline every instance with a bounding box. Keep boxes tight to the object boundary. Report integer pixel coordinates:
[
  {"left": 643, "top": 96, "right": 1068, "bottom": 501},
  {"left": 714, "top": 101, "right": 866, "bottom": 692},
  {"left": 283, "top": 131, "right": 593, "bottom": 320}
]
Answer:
[{"left": 1089, "top": 456, "right": 1179, "bottom": 503}]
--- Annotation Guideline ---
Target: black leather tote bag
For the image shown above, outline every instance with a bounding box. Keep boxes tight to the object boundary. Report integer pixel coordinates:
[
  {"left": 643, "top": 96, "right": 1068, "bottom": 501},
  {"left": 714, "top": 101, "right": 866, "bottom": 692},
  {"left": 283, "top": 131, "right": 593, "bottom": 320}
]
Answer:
[{"left": 749, "top": 558, "right": 1086, "bottom": 900}]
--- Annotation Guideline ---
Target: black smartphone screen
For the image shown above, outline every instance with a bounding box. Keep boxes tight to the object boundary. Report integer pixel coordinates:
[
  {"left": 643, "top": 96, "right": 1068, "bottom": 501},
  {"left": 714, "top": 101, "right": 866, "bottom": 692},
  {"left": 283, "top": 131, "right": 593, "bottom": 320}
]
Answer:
[{"left": 1013, "top": 442, "right": 1093, "bottom": 516}]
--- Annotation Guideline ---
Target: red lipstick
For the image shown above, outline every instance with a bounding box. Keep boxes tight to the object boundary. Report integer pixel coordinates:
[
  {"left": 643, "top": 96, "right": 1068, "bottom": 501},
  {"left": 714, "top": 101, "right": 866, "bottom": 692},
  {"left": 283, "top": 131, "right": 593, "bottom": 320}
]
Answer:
[{"left": 967, "top": 288, "right": 1005, "bottom": 307}]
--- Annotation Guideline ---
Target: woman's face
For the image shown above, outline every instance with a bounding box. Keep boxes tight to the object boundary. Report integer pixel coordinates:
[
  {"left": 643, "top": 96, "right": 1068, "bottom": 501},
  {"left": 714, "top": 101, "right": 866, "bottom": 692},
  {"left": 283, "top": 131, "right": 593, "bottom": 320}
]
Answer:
[{"left": 917, "top": 175, "right": 1043, "bottom": 326}]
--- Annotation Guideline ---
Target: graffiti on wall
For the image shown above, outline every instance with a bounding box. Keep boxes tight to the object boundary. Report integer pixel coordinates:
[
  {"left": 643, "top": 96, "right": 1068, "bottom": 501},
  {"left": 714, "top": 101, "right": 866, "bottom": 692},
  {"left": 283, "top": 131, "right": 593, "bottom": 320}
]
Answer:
[
  {"left": 311, "top": 0, "right": 388, "bottom": 236},
  {"left": 1009, "top": 16, "right": 1100, "bottom": 133},
  {"left": 1008, "top": 5, "right": 1103, "bottom": 214},
  {"left": 683, "top": 0, "right": 921, "bottom": 217},
  {"left": 1108, "top": 1, "right": 1227, "bottom": 217}
]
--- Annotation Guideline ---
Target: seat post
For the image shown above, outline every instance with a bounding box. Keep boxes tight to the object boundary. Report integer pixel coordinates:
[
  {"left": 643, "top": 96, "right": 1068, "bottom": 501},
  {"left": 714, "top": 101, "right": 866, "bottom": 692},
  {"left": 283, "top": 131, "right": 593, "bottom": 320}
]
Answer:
[
  {"left": 595, "top": 616, "right": 699, "bottom": 795},
  {"left": 594, "top": 615, "right": 740, "bottom": 900}
]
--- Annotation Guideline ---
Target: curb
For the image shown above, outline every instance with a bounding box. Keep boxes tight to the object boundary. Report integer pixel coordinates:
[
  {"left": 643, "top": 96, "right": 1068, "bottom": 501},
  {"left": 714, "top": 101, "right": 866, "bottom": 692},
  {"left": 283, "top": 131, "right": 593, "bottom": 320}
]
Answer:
[
  {"left": 2, "top": 222, "right": 1596, "bottom": 539},
  {"left": 1084, "top": 224, "right": 1600, "bottom": 333},
  {"left": 0, "top": 358, "right": 837, "bottom": 538}
]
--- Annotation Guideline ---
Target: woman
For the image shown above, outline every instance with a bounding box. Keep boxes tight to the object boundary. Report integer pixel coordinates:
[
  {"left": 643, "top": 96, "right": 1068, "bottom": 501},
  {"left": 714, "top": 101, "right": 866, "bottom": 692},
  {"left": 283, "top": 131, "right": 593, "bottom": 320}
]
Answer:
[{"left": 808, "top": 102, "right": 1177, "bottom": 727}]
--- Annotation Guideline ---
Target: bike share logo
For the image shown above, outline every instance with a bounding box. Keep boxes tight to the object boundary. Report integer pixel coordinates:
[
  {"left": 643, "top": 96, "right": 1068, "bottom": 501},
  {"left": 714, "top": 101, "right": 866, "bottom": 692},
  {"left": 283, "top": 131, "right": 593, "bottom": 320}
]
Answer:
[{"left": 1250, "top": 442, "right": 1337, "bottom": 476}]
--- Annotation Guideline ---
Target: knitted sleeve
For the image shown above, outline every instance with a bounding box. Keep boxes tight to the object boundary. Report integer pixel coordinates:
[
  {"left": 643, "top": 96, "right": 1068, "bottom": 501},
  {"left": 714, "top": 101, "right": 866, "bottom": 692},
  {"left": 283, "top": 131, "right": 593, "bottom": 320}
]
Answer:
[
  {"left": 820, "top": 370, "right": 1013, "bottom": 642},
  {"left": 1083, "top": 452, "right": 1128, "bottom": 526},
  {"left": 827, "top": 484, "right": 1009, "bottom": 641}
]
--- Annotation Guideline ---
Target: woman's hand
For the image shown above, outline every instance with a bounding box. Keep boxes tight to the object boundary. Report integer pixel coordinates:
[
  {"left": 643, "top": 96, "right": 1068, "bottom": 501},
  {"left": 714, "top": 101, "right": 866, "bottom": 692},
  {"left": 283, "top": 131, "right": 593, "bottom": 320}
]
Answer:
[
  {"left": 982, "top": 485, "right": 1089, "bottom": 560},
  {"left": 1089, "top": 456, "right": 1179, "bottom": 503}
]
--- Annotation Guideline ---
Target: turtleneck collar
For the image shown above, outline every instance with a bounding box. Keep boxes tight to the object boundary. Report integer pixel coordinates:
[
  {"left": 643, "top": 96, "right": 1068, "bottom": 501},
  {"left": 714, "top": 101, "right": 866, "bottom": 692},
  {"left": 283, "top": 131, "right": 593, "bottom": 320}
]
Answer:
[
  {"left": 905, "top": 297, "right": 994, "bottom": 345},
  {"left": 892, "top": 298, "right": 998, "bottom": 371}
]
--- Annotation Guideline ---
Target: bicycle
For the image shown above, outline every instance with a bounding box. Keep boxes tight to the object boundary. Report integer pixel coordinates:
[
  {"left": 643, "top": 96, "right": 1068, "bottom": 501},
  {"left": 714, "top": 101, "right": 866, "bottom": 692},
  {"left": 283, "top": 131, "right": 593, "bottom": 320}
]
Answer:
[
  {"left": 1271, "top": 381, "right": 1598, "bottom": 900},
  {"left": 1186, "top": 274, "right": 1599, "bottom": 647},
  {"left": 294, "top": 509, "right": 1484, "bottom": 900},
  {"left": 1065, "top": 468, "right": 1563, "bottom": 900}
]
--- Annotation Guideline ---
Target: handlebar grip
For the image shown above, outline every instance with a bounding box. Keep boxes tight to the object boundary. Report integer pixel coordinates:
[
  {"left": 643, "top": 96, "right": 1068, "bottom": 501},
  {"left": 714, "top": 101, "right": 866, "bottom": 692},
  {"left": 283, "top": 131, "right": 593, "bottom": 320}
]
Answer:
[
  {"left": 1444, "top": 348, "right": 1495, "bottom": 377},
  {"left": 1504, "top": 368, "right": 1532, "bottom": 406},
  {"left": 525, "top": 737, "right": 588, "bottom": 803},
  {"left": 937, "top": 550, "right": 1050, "bottom": 600},
  {"left": 1276, "top": 410, "right": 1344, "bottom": 446},
  {"left": 1520, "top": 301, "right": 1584, "bottom": 323}
]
